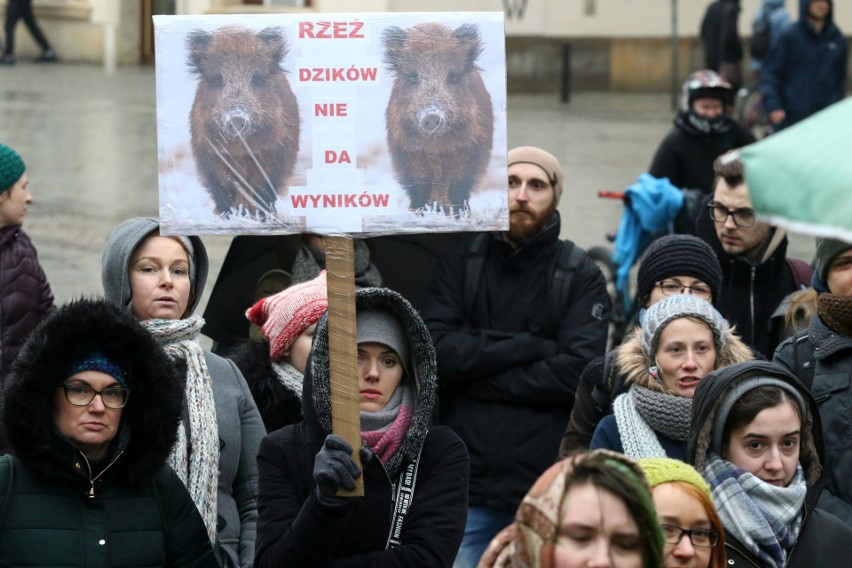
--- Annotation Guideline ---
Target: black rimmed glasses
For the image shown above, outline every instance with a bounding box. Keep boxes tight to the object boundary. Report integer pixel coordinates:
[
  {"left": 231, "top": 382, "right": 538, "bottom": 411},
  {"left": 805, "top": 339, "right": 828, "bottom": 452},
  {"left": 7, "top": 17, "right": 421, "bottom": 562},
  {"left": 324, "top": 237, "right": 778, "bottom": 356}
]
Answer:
[
  {"left": 655, "top": 280, "right": 713, "bottom": 300},
  {"left": 61, "top": 383, "right": 130, "bottom": 409},
  {"left": 707, "top": 202, "right": 756, "bottom": 227},
  {"left": 661, "top": 525, "right": 719, "bottom": 548}
]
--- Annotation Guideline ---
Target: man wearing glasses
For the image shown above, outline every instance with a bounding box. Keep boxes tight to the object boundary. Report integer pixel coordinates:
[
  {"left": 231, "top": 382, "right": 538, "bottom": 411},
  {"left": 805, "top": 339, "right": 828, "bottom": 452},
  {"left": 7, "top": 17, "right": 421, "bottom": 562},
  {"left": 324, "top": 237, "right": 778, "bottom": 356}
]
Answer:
[{"left": 697, "top": 150, "right": 811, "bottom": 358}]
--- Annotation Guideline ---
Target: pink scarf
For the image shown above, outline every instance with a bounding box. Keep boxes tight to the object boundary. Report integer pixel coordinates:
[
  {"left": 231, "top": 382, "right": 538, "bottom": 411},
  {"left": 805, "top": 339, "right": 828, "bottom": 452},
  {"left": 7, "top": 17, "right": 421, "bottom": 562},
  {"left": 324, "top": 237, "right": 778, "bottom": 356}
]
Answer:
[{"left": 361, "top": 405, "right": 413, "bottom": 466}]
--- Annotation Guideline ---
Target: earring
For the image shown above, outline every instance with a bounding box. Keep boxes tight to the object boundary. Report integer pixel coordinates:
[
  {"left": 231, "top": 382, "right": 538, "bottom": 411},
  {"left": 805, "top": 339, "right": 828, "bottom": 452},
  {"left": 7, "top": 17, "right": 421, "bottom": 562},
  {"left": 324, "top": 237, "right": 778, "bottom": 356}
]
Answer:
[{"left": 649, "top": 365, "right": 659, "bottom": 379}]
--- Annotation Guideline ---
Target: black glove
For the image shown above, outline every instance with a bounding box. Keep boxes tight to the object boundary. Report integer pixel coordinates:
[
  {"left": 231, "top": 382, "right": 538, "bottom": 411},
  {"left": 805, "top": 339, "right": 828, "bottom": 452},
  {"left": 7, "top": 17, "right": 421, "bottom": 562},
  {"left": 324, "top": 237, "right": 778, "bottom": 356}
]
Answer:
[{"left": 313, "top": 435, "right": 371, "bottom": 505}]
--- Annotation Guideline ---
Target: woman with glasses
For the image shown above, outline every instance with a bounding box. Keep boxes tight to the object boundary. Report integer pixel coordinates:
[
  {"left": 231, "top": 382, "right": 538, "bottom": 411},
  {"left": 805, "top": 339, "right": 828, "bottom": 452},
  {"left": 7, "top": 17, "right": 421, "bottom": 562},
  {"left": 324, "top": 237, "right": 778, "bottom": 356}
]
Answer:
[
  {"left": 102, "top": 218, "right": 265, "bottom": 568},
  {"left": 590, "top": 294, "right": 751, "bottom": 461},
  {"left": 639, "top": 457, "right": 726, "bottom": 568},
  {"left": 0, "top": 298, "right": 217, "bottom": 566},
  {"left": 689, "top": 360, "right": 852, "bottom": 567}
]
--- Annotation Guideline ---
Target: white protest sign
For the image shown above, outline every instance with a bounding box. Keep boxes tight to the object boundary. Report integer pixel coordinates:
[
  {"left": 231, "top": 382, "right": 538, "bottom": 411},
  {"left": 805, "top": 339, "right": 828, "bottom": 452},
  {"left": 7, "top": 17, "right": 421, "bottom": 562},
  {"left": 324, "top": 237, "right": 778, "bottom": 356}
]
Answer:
[{"left": 154, "top": 12, "right": 508, "bottom": 236}]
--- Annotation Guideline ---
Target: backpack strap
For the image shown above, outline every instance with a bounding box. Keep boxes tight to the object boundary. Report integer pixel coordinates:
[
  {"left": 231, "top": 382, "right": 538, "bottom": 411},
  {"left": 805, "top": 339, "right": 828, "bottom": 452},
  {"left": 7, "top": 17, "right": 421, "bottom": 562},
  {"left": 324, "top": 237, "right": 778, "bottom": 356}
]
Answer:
[
  {"left": 0, "top": 455, "right": 16, "bottom": 534},
  {"left": 591, "top": 350, "right": 618, "bottom": 414},
  {"left": 551, "top": 241, "right": 584, "bottom": 312},
  {"left": 790, "top": 330, "right": 816, "bottom": 390},
  {"left": 786, "top": 258, "right": 814, "bottom": 290}
]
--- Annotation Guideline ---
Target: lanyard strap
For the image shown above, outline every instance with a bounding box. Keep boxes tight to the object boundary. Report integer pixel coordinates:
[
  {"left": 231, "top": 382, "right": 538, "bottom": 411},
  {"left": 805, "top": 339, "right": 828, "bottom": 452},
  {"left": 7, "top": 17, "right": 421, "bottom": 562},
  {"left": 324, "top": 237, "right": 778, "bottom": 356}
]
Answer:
[{"left": 385, "top": 446, "right": 423, "bottom": 549}]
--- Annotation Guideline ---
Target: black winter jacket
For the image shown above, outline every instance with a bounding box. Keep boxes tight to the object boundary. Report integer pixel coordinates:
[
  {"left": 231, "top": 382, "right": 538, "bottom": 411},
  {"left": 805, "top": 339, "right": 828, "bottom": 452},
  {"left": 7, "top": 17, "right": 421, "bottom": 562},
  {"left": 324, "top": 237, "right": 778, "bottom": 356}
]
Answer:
[
  {"left": 649, "top": 112, "right": 755, "bottom": 194},
  {"left": 700, "top": 0, "right": 744, "bottom": 69},
  {"left": 255, "top": 288, "right": 469, "bottom": 567},
  {"left": 689, "top": 361, "right": 852, "bottom": 567},
  {"left": 774, "top": 314, "right": 852, "bottom": 526},
  {"left": 421, "top": 213, "right": 610, "bottom": 511},
  {"left": 760, "top": 0, "right": 847, "bottom": 129},
  {"left": 696, "top": 203, "right": 801, "bottom": 358},
  {"left": 0, "top": 225, "right": 53, "bottom": 385},
  {"left": 0, "top": 299, "right": 216, "bottom": 567}
]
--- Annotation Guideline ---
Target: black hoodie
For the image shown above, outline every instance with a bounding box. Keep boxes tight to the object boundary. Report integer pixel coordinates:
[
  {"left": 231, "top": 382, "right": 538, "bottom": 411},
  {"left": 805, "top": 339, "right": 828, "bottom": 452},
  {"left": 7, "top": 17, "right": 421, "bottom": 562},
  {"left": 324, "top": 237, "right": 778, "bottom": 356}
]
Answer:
[
  {"left": 0, "top": 298, "right": 215, "bottom": 567},
  {"left": 688, "top": 360, "right": 852, "bottom": 567},
  {"left": 255, "top": 287, "right": 469, "bottom": 567}
]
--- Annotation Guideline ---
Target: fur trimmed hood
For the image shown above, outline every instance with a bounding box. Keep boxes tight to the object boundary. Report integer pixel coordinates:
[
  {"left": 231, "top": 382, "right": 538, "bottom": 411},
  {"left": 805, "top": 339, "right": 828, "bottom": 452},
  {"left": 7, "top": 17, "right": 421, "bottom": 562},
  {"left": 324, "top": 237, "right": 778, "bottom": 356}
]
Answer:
[
  {"left": 2, "top": 298, "right": 183, "bottom": 488},
  {"left": 688, "top": 360, "right": 823, "bottom": 485},
  {"left": 303, "top": 287, "right": 437, "bottom": 479},
  {"left": 615, "top": 323, "right": 753, "bottom": 393},
  {"left": 101, "top": 217, "right": 210, "bottom": 317}
]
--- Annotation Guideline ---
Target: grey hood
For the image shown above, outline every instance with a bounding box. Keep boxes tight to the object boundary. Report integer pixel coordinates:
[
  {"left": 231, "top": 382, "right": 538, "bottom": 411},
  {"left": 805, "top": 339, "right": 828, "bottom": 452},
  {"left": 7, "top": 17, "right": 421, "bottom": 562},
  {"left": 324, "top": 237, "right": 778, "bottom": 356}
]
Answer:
[{"left": 101, "top": 217, "right": 209, "bottom": 316}]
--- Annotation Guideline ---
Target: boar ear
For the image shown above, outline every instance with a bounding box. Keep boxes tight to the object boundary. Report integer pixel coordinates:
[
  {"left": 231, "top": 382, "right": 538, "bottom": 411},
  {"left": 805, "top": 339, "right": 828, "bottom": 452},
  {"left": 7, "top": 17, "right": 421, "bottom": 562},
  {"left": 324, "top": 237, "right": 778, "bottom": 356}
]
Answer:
[
  {"left": 453, "top": 24, "right": 484, "bottom": 68},
  {"left": 187, "top": 29, "right": 212, "bottom": 75},
  {"left": 382, "top": 26, "right": 408, "bottom": 72},
  {"left": 258, "top": 27, "right": 288, "bottom": 65}
]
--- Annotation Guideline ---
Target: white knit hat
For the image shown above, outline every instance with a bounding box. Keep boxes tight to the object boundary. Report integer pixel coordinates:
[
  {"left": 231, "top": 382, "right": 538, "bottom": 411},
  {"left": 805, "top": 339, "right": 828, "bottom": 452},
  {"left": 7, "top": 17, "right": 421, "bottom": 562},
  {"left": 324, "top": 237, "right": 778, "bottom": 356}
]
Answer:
[{"left": 641, "top": 294, "right": 729, "bottom": 357}]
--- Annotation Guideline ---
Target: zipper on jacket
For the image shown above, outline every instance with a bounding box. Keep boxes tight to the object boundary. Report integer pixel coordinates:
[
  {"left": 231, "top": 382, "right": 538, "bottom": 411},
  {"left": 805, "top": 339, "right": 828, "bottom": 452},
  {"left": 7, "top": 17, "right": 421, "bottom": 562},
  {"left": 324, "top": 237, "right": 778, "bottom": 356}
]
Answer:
[
  {"left": 783, "top": 503, "right": 807, "bottom": 567},
  {"left": 726, "top": 542, "right": 761, "bottom": 567},
  {"left": 79, "top": 449, "right": 124, "bottom": 499},
  {"left": 749, "top": 265, "right": 756, "bottom": 343}
]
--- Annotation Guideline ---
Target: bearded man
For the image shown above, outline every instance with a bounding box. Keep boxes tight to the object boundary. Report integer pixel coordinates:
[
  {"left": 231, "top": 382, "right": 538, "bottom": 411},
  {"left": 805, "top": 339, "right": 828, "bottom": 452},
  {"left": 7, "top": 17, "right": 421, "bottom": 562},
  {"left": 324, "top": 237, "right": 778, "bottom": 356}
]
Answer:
[{"left": 421, "top": 146, "right": 610, "bottom": 567}]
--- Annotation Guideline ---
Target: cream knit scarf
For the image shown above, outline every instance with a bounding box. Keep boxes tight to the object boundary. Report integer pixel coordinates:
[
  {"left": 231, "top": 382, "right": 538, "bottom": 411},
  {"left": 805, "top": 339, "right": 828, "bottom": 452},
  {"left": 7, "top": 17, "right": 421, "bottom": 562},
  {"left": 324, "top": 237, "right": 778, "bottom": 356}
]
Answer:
[
  {"left": 613, "top": 388, "right": 667, "bottom": 459},
  {"left": 143, "top": 315, "right": 219, "bottom": 543}
]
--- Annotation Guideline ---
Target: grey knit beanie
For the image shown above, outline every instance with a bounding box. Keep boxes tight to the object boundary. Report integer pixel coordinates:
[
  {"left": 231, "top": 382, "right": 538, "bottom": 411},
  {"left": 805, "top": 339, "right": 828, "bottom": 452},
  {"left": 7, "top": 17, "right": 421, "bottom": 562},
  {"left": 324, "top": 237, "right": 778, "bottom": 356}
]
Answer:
[
  {"left": 0, "top": 143, "right": 25, "bottom": 192},
  {"left": 711, "top": 376, "right": 809, "bottom": 455},
  {"left": 641, "top": 294, "right": 729, "bottom": 357},
  {"left": 637, "top": 235, "right": 722, "bottom": 304},
  {"left": 508, "top": 146, "right": 564, "bottom": 204},
  {"left": 356, "top": 309, "right": 410, "bottom": 376},
  {"left": 813, "top": 237, "right": 852, "bottom": 292}
]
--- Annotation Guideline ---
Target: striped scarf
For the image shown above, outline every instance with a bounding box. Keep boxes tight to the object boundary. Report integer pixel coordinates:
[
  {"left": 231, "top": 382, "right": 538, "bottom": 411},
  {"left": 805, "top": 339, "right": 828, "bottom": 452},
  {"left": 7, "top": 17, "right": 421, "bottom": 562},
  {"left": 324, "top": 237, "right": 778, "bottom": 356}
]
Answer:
[
  {"left": 143, "top": 315, "right": 219, "bottom": 543},
  {"left": 704, "top": 453, "right": 805, "bottom": 568}
]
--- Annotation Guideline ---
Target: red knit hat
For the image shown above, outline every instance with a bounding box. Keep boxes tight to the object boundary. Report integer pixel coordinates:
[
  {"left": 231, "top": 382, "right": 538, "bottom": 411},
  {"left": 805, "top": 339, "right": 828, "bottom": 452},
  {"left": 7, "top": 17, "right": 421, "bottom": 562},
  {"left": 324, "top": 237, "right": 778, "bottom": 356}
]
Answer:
[{"left": 245, "top": 271, "right": 328, "bottom": 361}]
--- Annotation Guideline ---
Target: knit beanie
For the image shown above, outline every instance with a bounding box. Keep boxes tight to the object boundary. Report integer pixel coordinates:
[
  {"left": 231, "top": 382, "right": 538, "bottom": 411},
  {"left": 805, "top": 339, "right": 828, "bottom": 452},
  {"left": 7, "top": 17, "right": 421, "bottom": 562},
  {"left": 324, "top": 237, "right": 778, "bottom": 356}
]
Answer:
[
  {"left": 508, "top": 146, "right": 564, "bottom": 204},
  {"left": 641, "top": 294, "right": 729, "bottom": 357},
  {"left": 711, "top": 376, "right": 809, "bottom": 455},
  {"left": 67, "top": 350, "right": 129, "bottom": 388},
  {"left": 246, "top": 270, "right": 328, "bottom": 361},
  {"left": 637, "top": 457, "right": 711, "bottom": 497},
  {"left": 813, "top": 236, "right": 852, "bottom": 293},
  {"left": 637, "top": 235, "right": 722, "bottom": 304},
  {"left": 0, "top": 143, "right": 25, "bottom": 192},
  {"left": 356, "top": 308, "right": 411, "bottom": 377}
]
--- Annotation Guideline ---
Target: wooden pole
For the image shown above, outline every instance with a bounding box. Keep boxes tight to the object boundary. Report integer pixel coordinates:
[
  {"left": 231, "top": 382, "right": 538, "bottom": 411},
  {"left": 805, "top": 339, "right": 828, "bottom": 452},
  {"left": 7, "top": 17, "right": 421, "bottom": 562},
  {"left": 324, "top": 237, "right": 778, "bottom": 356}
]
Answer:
[{"left": 324, "top": 236, "right": 364, "bottom": 496}]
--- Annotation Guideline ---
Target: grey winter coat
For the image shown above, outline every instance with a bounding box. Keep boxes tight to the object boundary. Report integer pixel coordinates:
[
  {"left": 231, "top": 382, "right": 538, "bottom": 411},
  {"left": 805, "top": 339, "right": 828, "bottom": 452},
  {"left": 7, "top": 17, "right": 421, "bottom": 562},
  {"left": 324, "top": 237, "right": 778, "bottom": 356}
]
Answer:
[{"left": 101, "top": 217, "right": 265, "bottom": 568}]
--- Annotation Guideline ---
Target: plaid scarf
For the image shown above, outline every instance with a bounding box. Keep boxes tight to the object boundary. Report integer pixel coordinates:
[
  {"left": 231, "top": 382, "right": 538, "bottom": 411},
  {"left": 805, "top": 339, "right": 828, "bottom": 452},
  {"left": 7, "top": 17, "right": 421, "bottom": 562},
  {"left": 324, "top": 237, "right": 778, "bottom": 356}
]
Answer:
[{"left": 704, "top": 453, "right": 805, "bottom": 568}]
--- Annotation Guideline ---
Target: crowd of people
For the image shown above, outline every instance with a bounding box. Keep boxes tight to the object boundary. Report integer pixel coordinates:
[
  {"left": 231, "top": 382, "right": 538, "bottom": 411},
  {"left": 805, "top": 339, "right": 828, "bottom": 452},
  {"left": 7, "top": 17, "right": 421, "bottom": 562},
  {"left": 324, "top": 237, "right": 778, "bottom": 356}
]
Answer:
[{"left": 0, "top": 1, "right": 849, "bottom": 565}]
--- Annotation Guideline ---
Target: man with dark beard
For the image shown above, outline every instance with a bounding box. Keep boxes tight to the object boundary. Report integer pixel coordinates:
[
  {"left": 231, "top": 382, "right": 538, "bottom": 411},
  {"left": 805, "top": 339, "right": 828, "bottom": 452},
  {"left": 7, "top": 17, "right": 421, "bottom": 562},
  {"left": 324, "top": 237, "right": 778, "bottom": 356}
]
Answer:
[{"left": 421, "top": 146, "right": 611, "bottom": 567}]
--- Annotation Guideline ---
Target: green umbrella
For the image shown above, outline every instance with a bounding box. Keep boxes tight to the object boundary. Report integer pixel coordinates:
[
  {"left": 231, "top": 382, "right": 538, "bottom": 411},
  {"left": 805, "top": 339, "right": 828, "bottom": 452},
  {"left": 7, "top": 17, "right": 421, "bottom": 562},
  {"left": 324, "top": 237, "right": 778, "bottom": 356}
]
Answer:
[{"left": 741, "top": 98, "right": 852, "bottom": 243}]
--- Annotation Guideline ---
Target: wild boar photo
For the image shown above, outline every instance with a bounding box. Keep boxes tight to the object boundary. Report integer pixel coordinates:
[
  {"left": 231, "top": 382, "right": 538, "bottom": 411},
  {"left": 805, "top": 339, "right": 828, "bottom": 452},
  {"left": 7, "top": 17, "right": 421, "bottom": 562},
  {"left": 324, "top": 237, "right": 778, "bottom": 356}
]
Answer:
[
  {"left": 187, "top": 26, "right": 300, "bottom": 217},
  {"left": 383, "top": 23, "right": 494, "bottom": 213}
]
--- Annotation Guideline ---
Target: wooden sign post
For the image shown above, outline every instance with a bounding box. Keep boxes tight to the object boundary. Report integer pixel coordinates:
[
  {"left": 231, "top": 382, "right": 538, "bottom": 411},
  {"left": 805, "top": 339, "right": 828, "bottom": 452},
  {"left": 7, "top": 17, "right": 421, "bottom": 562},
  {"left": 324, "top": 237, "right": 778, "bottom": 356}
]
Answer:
[{"left": 324, "top": 236, "right": 364, "bottom": 496}]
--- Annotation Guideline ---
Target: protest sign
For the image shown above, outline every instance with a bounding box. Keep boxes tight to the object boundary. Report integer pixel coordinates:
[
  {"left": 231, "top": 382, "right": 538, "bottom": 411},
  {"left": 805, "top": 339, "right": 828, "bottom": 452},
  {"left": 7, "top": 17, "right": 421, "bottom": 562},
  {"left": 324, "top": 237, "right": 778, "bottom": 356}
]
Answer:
[{"left": 154, "top": 12, "right": 508, "bottom": 236}]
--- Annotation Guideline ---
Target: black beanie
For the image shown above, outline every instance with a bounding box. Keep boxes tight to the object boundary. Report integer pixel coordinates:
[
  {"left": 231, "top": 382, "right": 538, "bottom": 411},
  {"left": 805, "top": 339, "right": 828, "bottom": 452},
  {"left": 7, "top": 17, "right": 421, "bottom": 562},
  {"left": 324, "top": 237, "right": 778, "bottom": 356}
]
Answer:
[{"left": 636, "top": 234, "right": 722, "bottom": 305}]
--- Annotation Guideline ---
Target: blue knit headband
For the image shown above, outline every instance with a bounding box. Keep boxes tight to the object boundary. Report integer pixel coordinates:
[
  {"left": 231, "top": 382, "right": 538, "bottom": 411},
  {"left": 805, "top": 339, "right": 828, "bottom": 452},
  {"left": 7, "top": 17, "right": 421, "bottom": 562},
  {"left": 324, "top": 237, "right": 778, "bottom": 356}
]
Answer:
[{"left": 67, "top": 351, "right": 128, "bottom": 388}]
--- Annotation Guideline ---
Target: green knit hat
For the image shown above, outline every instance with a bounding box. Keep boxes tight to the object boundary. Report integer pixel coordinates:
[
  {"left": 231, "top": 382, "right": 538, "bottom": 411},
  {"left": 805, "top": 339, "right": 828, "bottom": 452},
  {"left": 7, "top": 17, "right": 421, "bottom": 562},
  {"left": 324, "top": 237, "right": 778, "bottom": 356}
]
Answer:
[
  {"left": 0, "top": 143, "right": 25, "bottom": 193},
  {"left": 638, "top": 457, "right": 711, "bottom": 497}
]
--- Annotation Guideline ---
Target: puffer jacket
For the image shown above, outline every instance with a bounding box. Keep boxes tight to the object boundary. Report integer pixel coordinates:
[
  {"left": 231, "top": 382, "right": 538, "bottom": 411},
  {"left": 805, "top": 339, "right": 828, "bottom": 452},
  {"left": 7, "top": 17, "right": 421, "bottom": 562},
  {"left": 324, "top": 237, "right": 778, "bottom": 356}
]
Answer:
[
  {"left": 255, "top": 287, "right": 469, "bottom": 567},
  {"left": 0, "top": 298, "right": 216, "bottom": 567},
  {"left": 101, "top": 217, "right": 265, "bottom": 568},
  {"left": 774, "top": 313, "right": 852, "bottom": 526},
  {"left": 0, "top": 224, "right": 53, "bottom": 384},
  {"left": 760, "top": 0, "right": 847, "bottom": 129},
  {"left": 688, "top": 361, "right": 852, "bottom": 566}
]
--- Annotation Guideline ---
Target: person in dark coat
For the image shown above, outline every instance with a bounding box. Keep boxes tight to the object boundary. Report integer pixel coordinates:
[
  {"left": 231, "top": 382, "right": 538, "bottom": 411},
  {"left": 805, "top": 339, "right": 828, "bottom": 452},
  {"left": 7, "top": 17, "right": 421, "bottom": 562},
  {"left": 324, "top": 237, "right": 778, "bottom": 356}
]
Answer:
[
  {"left": 255, "top": 287, "right": 469, "bottom": 567},
  {"left": 227, "top": 270, "right": 328, "bottom": 433},
  {"left": 560, "top": 233, "right": 724, "bottom": 455},
  {"left": 760, "top": 0, "right": 847, "bottom": 130},
  {"left": 421, "top": 146, "right": 610, "bottom": 566},
  {"left": 688, "top": 360, "right": 852, "bottom": 567},
  {"left": 649, "top": 70, "right": 755, "bottom": 194},
  {"left": 774, "top": 237, "right": 852, "bottom": 526},
  {"left": 0, "top": 298, "right": 216, "bottom": 567},
  {"left": 700, "top": 0, "right": 744, "bottom": 89}
]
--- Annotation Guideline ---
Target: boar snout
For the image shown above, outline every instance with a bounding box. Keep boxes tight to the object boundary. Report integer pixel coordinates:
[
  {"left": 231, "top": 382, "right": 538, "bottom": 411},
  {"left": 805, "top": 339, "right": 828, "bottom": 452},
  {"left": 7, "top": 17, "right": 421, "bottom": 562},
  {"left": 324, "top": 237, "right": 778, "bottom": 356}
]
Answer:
[
  {"left": 222, "top": 108, "right": 252, "bottom": 137},
  {"left": 418, "top": 106, "right": 446, "bottom": 134}
]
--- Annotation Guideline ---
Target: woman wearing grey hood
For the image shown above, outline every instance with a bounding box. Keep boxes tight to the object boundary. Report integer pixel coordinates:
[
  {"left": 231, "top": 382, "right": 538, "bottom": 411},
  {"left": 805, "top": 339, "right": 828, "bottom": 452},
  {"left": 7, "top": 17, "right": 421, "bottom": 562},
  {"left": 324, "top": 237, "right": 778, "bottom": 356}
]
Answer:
[
  {"left": 101, "top": 217, "right": 264, "bottom": 568},
  {"left": 255, "top": 287, "right": 469, "bottom": 567}
]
